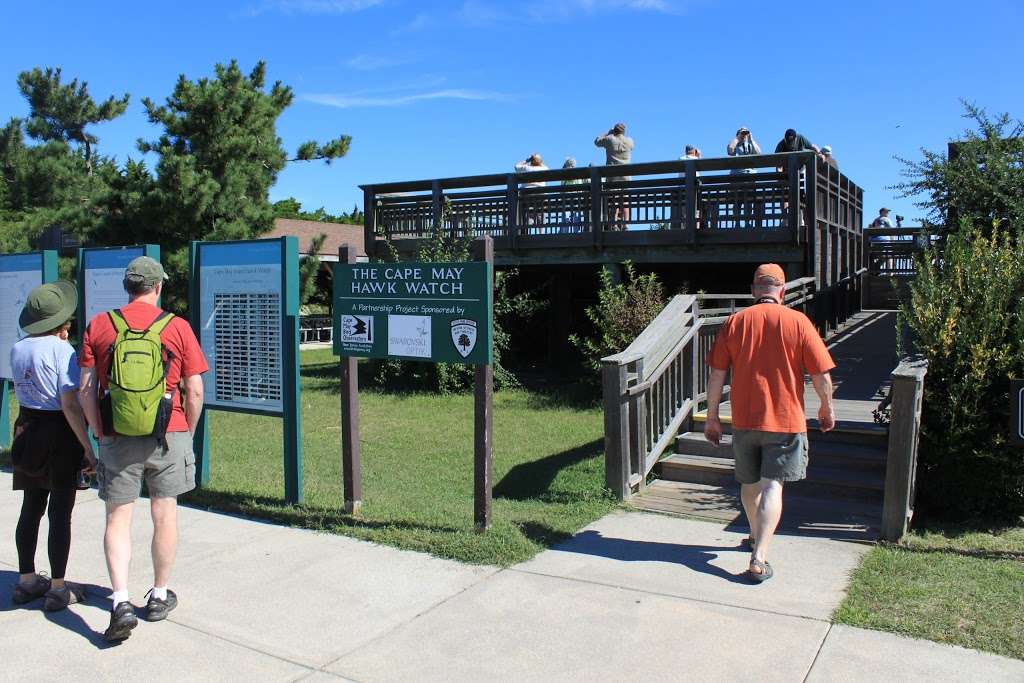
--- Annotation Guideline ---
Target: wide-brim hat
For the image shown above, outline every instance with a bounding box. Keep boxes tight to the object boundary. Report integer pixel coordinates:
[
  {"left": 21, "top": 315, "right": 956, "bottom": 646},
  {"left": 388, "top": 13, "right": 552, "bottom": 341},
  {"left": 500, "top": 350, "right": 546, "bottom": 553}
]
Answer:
[{"left": 19, "top": 280, "right": 78, "bottom": 335}]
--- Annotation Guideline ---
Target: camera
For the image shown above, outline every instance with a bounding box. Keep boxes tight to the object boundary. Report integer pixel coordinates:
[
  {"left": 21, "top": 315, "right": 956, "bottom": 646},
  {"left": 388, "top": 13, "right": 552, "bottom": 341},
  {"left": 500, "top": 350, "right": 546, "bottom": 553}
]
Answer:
[{"left": 895, "top": 214, "right": 904, "bottom": 227}]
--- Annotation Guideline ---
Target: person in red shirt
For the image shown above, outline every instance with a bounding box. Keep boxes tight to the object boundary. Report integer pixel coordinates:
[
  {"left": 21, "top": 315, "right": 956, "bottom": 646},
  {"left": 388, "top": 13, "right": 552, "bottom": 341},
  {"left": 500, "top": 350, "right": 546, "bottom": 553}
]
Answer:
[
  {"left": 704, "top": 264, "right": 836, "bottom": 582},
  {"left": 78, "top": 256, "right": 209, "bottom": 642}
]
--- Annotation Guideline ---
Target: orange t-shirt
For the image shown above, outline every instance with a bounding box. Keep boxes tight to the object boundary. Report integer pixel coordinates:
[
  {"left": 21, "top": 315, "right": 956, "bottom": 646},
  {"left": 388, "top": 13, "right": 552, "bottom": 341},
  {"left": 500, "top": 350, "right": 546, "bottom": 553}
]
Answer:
[{"left": 708, "top": 302, "right": 835, "bottom": 433}]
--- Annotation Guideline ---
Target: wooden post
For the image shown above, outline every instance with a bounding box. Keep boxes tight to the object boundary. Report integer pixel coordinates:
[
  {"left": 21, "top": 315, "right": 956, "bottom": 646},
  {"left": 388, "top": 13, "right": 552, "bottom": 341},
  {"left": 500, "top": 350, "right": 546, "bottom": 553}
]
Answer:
[
  {"left": 363, "top": 188, "right": 377, "bottom": 261},
  {"left": 339, "top": 244, "right": 363, "bottom": 515},
  {"left": 472, "top": 236, "right": 494, "bottom": 530},
  {"left": 506, "top": 174, "right": 519, "bottom": 250},
  {"left": 602, "top": 361, "right": 631, "bottom": 500},
  {"left": 431, "top": 180, "right": 444, "bottom": 230},
  {"left": 589, "top": 167, "right": 603, "bottom": 247},
  {"left": 684, "top": 159, "right": 698, "bottom": 242},
  {"left": 881, "top": 359, "right": 928, "bottom": 541}
]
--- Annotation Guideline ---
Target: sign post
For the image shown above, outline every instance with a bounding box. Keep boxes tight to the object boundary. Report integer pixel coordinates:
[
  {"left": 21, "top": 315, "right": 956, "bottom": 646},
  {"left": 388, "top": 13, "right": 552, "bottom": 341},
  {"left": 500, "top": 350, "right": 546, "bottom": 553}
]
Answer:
[
  {"left": 0, "top": 251, "right": 57, "bottom": 448},
  {"left": 333, "top": 236, "right": 494, "bottom": 528},
  {"left": 1013, "top": 379, "right": 1024, "bottom": 447},
  {"left": 190, "top": 237, "right": 303, "bottom": 503},
  {"left": 77, "top": 245, "right": 160, "bottom": 336}
]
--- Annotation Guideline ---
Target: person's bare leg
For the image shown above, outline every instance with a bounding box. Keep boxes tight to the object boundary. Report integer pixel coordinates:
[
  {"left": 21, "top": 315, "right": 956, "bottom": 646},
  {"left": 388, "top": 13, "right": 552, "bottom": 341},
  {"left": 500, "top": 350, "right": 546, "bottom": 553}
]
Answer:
[
  {"left": 150, "top": 496, "right": 178, "bottom": 588},
  {"left": 751, "top": 478, "right": 784, "bottom": 571},
  {"left": 104, "top": 501, "right": 135, "bottom": 594},
  {"left": 740, "top": 483, "right": 761, "bottom": 542}
]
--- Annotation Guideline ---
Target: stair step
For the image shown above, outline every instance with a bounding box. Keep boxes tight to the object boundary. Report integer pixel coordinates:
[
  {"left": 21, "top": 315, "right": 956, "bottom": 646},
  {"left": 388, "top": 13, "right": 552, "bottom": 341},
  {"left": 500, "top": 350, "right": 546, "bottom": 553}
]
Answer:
[
  {"left": 675, "top": 432, "right": 886, "bottom": 473},
  {"left": 690, "top": 413, "right": 890, "bottom": 449}
]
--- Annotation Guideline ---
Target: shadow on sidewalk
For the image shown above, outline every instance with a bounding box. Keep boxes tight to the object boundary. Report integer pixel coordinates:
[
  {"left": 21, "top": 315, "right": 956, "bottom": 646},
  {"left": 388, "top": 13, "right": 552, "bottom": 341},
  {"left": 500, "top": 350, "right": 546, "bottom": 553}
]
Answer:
[
  {"left": 0, "top": 570, "right": 119, "bottom": 649},
  {"left": 547, "top": 530, "right": 751, "bottom": 584}
]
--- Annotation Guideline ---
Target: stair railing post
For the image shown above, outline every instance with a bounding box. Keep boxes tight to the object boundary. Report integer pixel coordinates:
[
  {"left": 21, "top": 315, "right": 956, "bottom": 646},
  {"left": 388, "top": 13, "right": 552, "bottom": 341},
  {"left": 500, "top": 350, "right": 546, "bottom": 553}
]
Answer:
[
  {"left": 881, "top": 359, "right": 928, "bottom": 541},
  {"left": 602, "top": 360, "right": 632, "bottom": 500}
]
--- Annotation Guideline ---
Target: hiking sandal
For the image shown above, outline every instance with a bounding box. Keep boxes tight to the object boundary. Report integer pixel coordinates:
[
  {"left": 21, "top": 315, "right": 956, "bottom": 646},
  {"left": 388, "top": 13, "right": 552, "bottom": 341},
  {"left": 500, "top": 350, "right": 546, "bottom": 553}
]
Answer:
[{"left": 747, "top": 558, "right": 773, "bottom": 583}]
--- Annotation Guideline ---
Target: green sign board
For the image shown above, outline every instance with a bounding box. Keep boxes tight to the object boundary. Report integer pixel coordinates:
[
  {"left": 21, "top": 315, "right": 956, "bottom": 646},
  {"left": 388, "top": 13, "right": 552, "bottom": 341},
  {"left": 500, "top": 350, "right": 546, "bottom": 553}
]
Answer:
[
  {"left": 1013, "top": 379, "right": 1024, "bottom": 446},
  {"left": 333, "top": 261, "right": 493, "bottom": 365}
]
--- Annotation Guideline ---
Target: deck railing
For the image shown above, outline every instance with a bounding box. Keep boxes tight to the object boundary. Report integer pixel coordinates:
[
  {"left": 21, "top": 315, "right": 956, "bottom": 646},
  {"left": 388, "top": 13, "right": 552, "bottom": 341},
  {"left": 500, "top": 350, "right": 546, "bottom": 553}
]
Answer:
[
  {"left": 361, "top": 152, "right": 865, "bottom": 255},
  {"left": 601, "top": 274, "right": 865, "bottom": 500}
]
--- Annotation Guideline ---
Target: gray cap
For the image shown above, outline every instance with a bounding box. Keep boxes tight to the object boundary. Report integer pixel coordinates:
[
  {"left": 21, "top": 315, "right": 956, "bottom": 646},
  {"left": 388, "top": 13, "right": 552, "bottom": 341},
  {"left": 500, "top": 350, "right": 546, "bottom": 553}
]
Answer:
[{"left": 124, "top": 256, "right": 168, "bottom": 287}]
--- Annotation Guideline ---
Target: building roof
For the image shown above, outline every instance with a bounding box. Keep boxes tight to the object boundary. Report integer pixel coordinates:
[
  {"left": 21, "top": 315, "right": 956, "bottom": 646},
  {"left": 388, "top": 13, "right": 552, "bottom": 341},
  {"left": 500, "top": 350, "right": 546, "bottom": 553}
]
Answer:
[{"left": 266, "top": 218, "right": 365, "bottom": 261}]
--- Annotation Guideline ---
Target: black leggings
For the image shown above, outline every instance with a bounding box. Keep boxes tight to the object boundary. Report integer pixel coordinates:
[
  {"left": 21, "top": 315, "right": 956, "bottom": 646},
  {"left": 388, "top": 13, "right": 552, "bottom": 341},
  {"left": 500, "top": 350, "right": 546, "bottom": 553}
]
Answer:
[{"left": 15, "top": 489, "right": 77, "bottom": 579}]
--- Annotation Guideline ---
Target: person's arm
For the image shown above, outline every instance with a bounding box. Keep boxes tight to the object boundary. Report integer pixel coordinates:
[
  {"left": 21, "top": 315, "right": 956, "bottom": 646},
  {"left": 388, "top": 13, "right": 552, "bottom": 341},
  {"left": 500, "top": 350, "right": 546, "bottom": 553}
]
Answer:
[
  {"left": 78, "top": 366, "right": 104, "bottom": 439},
  {"left": 810, "top": 372, "right": 835, "bottom": 432},
  {"left": 61, "top": 389, "right": 96, "bottom": 470},
  {"left": 727, "top": 137, "right": 739, "bottom": 155},
  {"left": 514, "top": 160, "right": 530, "bottom": 173},
  {"left": 181, "top": 374, "right": 204, "bottom": 436},
  {"left": 594, "top": 134, "right": 608, "bottom": 148},
  {"left": 703, "top": 367, "right": 729, "bottom": 445}
]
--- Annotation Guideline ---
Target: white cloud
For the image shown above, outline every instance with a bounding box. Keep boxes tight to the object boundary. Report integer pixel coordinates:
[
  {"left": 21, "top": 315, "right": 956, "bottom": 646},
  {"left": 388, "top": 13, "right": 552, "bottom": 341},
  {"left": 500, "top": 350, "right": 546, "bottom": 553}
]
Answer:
[
  {"left": 303, "top": 89, "right": 513, "bottom": 108},
  {"left": 389, "top": 12, "right": 433, "bottom": 37}
]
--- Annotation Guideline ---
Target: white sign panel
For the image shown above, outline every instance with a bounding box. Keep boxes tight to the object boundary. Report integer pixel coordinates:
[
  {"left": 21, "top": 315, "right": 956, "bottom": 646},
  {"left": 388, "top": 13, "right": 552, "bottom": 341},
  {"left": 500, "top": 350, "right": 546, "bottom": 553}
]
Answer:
[
  {"left": 82, "top": 248, "right": 145, "bottom": 325},
  {"left": 0, "top": 254, "right": 44, "bottom": 380},
  {"left": 387, "top": 314, "right": 431, "bottom": 358},
  {"left": 198, "top": 241, "right": 284, "bottom": 413}
]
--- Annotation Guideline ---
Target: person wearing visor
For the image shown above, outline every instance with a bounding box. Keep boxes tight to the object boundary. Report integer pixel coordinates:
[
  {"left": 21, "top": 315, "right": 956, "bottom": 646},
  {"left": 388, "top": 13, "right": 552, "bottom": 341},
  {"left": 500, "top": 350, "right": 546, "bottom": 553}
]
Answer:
[{"left": 9, "top": 281, "right": 96, "bottom": 611}]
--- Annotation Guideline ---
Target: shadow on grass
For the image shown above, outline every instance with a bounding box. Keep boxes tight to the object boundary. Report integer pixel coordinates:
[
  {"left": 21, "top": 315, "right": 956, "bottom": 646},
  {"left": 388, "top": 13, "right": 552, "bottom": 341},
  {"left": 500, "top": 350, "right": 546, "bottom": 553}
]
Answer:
[
  {"left": 180, "top": 488, "right": 464, "bottom": 536},
  {"left": 515, "top": 521, "right": 574, "bottom": 547},
  {"left": 494, "top": 438, "right": 603, "bottom": 502}
]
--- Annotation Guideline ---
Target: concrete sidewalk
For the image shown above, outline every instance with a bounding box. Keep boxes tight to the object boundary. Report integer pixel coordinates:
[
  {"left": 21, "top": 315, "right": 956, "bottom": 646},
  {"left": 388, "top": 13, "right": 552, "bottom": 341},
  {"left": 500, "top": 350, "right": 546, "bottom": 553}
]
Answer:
[{"left": 1, "top": 474, "right": 1022, "bottom": 682}]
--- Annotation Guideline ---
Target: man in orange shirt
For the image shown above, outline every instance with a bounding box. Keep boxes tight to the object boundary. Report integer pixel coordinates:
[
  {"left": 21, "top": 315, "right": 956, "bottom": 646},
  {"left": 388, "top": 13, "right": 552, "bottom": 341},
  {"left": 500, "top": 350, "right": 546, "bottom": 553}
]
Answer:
[{"left": 704, "top": 264, "right": 836, "bottom": 582}]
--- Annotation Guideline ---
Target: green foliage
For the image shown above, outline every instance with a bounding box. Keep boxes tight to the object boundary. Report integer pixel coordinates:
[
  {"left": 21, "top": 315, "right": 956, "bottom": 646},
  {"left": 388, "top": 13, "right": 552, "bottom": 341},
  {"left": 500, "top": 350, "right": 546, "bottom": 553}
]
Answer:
[
  {"left": 899, "top": 226, "right": 1024, "bottom": 521},
  {"left": 272, "top": 196, "right": 363, "bottom": 224},
  {"left": 569, "top": 262, "right": 668, "bottom": 375},
  {"left": 895, "top": 101, "right": 1024, "bottom": 236},
  {"left": 370, "top": 229, "right": 542, "bottom": 394},
  {"left": 299, "top": 232, "right": 327, "bottom": 306}
]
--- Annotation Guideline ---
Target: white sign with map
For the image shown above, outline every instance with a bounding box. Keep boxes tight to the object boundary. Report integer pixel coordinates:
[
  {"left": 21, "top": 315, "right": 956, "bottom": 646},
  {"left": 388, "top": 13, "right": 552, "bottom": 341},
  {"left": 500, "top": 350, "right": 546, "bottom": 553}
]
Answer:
[
  {"left": 198, "top": 242, "right": 284, "bottom": 413},
  {"left": 0, "top": 256, "right": 43, "bottom": 380}
]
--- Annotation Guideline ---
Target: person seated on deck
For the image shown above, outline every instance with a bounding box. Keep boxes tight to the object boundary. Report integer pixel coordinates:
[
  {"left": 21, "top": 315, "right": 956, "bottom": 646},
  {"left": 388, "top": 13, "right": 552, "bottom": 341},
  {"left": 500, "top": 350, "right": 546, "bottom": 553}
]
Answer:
[
  {"left": 514, "top": 153, "right": 548, "bottom": 229},
  {"left": 560, "top": 157, "right": 585, "bottom": 233},
  {"left": 821, "top": 145, "right": 838, "bottom": 169}
]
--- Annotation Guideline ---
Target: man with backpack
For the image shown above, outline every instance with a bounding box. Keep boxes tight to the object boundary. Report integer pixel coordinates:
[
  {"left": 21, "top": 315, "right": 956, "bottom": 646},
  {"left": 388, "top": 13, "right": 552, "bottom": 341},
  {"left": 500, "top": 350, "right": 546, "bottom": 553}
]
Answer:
[{"left": 78, "top": 256, "right": 208, "bottom": 643}]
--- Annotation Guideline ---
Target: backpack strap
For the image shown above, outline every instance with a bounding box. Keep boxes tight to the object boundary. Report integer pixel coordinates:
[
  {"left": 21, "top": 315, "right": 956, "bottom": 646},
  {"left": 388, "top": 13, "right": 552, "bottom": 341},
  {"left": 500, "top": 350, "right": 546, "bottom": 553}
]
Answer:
[
  {"left": 144, "top": 311, "right": 175, "bottom": 336},
  {"left": 108, "top": 309, "right": 130, "bottom": 334}
]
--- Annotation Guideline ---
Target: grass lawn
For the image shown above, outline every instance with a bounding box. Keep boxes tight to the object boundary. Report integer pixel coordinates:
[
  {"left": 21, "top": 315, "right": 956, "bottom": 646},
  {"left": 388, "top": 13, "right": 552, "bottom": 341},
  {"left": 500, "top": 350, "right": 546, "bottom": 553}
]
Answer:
[
  {"left": 179, "top": 348, "right": 616, "bottom": 566},
  {"left": 835, "top": 526, "right": 1024, "bottom": 660}
]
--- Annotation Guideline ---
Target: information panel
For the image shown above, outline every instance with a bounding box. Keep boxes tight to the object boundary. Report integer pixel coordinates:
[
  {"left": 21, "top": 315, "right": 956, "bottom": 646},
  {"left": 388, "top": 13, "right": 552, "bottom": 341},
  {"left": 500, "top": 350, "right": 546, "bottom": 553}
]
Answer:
[
  {"left": 0, "top": 254, "right": 47, "bottom": 380},
  {"left": 80, "top": 246, "right": 150, "bottom": 326},
  {"left": 197, "top": 240, "right": 284, "bottom": 413},
  {"left": 333, "top": 261, "right": 492, "bottom": 365}
]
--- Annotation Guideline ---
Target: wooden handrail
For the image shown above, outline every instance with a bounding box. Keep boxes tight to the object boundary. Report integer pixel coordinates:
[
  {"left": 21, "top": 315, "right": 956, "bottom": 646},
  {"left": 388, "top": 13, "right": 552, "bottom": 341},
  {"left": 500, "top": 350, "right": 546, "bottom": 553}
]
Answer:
[{"left": 881, "top": 358, "right": 928, "bottom": 541}]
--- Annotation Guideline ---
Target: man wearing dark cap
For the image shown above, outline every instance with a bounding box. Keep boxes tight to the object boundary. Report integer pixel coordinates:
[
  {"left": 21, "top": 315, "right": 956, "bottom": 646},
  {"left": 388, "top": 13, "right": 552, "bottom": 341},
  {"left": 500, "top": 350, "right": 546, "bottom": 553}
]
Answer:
[
  {"left": 79, "top": 256, "right": 209, "bottom": 642},
  {"left": 594, "top": 122, "right": 635, "bottom": 229},
  {"left": 775, "top": 128, "right": 821, "bottom": 156},
  {"left": 704, "top": 264, "right": 836, "bottom": 582}
]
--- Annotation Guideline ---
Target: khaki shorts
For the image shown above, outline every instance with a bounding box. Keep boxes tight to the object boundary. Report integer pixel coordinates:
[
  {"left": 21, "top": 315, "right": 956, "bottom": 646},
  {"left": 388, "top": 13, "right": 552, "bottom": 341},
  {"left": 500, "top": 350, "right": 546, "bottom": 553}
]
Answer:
[
  {"left": 732, "top": 430, "right": 808, "bottom": 484},
  {"left": 97, "top": 431, "right": 196, "bottom": 504}
]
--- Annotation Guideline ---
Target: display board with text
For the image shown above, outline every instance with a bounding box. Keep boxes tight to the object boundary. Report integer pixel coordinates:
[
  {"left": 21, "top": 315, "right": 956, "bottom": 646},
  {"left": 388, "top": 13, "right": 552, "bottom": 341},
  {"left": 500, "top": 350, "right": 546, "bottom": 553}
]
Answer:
[
  {"left": 77, "top": 245, "right": 160, "bottom": 333},
  {"left": 333, "top": 261, "right": 493, "bottom": 365},
  {"left": 189, "top": 237, "right": 303, "bottom": 504}
]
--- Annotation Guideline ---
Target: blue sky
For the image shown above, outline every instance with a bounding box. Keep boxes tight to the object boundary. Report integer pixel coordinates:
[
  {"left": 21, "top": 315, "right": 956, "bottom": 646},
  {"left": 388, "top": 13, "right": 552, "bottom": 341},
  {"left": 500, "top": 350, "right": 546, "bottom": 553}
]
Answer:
[{"left": 2, "top": 0, "right": 1021, "bottom": 223}]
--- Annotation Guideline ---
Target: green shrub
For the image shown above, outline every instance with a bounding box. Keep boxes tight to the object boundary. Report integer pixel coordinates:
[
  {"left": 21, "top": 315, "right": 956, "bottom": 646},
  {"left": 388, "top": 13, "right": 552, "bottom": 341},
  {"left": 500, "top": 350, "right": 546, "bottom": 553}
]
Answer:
[
  {"left": 569, "top": 261, "right": 667, "bottom": 377},
  {"left": 900, "top": 225, "right": 1024, "bottom": 521}
]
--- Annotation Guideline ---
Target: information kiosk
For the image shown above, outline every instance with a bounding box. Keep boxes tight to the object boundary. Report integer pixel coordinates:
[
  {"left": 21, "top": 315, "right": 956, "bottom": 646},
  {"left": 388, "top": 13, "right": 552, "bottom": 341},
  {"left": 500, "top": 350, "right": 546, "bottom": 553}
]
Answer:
[
  {"left": 190, "top": 237, "right": 303, "bottom": 503},
  {"left": 0, "top": 251, "right": 58, "bottom": 447},
  {"left": 77, "top": 245, "right": 160, "bottom": 334}
]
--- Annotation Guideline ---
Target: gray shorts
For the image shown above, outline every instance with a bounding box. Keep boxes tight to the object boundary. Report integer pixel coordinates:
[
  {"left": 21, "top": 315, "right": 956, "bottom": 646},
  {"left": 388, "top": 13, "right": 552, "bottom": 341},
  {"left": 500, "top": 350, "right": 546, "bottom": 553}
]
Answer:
[
  {"left": 97, "top": 431, "right": 196, "bottom": 504},
  {"left": 732, "top": 430, "right": 808, "bottom": 484}
]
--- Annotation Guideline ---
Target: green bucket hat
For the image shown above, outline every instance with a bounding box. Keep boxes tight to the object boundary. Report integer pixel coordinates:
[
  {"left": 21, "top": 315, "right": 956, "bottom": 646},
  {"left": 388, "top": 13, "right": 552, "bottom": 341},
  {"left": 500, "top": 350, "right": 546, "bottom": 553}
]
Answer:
[{"left": 19, "top": 281, "right": 78, "bottom": 335}]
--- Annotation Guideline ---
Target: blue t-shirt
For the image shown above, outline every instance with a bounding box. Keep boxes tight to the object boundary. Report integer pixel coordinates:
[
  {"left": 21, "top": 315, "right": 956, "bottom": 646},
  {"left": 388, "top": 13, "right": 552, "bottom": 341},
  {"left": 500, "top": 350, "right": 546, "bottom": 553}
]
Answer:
[{"left": 9, "top": 336, "right": 80, "bottom": 411}]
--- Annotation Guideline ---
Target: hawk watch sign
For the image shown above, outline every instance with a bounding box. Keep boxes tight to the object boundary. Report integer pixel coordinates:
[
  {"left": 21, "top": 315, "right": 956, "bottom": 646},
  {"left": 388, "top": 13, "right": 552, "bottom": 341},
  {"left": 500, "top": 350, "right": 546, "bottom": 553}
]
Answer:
[{"left": 333, "top": 261, "right": 492, "bottom": 365}]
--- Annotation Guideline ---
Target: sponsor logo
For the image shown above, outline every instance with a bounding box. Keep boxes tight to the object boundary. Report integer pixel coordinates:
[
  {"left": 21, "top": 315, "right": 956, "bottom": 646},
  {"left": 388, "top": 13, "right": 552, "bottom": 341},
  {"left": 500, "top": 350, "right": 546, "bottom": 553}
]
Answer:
[
  {"left": 450, "top": 319, "right": 477, "bottom": 358},
  {"left": 388, "top": 315, "right": 431, "bottom": 359},
  {"left": 341, "top": 314, "right": 373, "bottom": 343}
]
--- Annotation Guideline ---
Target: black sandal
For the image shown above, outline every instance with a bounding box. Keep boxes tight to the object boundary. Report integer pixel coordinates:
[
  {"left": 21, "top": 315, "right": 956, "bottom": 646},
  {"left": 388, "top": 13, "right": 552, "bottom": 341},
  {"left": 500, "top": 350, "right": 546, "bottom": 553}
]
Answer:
[{"left": 747, "top": 558, "right": 773, "bottom": 583}]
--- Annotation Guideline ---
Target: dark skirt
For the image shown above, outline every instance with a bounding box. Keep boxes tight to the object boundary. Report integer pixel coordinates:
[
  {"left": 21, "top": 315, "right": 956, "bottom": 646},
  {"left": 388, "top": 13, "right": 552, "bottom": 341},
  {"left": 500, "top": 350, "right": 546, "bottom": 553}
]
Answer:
[{"left": 11, "top": 406, "right": 83, "bottom": 491}]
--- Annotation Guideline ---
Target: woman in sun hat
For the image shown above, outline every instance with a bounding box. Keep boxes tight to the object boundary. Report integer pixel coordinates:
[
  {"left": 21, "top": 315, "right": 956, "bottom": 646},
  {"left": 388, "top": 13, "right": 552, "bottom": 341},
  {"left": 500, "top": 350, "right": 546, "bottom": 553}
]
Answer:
[{"left": 9, "top": 281, "right": 96, "bottom": 611}]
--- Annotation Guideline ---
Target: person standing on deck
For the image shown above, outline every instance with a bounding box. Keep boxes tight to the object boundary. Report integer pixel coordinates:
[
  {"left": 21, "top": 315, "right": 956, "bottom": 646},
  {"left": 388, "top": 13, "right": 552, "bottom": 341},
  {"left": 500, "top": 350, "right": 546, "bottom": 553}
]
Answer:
[
  {"left": 821, "top": 145, "right": 838, "bottom": 169},
  {"left": 594, "top": 122, "right": 634, "bottom": 229},
  {"left": 514, "top": 154, "right": 548, "bottom": 229},
  {"left": 703, "top": 264, "right": 836, "bottom": 583},
  {"left": 775, "top": 128, "right": 824, "bottom": 162},
  {"left": 726, "top": 127, "right": 761, "bottom": 173}
]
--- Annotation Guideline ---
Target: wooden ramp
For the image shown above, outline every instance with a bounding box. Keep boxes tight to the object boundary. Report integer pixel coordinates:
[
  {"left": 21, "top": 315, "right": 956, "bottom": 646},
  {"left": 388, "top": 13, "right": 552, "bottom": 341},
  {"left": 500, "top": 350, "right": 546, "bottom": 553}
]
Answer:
[{"left": 631, "top": 311, "right": 899, "bottom": 540}]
